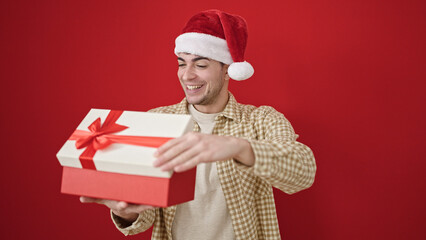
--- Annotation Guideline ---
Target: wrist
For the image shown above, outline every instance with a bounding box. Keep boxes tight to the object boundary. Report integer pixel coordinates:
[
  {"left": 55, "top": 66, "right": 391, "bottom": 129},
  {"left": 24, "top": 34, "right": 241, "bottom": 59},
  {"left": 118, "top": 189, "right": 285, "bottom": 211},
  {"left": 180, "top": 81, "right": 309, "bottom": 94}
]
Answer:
[{"left": 232, "top": 137, "right": 255, "bottom": 167}]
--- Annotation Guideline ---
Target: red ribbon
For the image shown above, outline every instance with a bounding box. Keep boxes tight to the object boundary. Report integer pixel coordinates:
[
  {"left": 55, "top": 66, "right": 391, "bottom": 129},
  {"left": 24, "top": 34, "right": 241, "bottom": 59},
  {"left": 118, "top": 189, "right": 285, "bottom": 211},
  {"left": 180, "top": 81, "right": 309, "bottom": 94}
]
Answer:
[{"left": 69, "top": 110, "right": 173, "bottom": 170}]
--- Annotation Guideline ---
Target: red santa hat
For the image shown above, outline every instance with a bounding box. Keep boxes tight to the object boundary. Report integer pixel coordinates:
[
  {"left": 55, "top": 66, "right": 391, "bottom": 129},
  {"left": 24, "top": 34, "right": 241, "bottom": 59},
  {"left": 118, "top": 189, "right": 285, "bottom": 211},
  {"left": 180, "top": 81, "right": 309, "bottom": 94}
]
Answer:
[{"left": 174, "top": 9, "right": 254, "bottom": 81}]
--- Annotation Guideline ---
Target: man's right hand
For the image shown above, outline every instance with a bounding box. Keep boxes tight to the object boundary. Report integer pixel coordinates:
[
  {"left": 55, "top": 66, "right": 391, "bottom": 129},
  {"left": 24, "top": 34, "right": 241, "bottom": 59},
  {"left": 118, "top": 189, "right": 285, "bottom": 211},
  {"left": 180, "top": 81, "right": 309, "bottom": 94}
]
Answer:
[{"left": 80, "top": 196, "right": 155, "bottom": 224}]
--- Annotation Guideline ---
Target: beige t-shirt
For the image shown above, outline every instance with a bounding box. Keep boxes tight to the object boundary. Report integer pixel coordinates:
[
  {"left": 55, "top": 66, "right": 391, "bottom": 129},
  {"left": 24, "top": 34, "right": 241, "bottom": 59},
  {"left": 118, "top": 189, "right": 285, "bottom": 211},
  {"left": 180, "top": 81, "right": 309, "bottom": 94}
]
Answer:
[{"left": 171, "top": 104, "right": 235, "bottom": 239}]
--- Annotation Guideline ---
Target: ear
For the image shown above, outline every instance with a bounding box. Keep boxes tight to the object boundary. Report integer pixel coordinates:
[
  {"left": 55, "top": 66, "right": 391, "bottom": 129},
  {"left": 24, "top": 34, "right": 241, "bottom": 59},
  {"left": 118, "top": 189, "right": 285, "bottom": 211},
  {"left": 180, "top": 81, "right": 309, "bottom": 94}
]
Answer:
[{"left": 223, "top": 64, "right": 230, "bottom": 81}]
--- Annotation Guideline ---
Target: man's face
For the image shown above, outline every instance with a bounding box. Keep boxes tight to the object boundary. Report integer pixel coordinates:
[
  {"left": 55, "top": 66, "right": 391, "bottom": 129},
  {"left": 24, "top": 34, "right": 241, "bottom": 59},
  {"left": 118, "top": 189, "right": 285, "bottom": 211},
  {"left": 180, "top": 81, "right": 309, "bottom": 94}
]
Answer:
[{"left": 177, "top": 53, "right": 229, "bottom": 110}]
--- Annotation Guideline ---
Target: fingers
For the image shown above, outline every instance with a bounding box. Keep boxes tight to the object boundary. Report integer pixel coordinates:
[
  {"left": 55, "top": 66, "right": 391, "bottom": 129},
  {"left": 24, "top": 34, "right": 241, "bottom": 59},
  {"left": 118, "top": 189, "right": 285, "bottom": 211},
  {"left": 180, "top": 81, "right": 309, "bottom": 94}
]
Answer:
[
  {"left": 153, "top": 133, "right": 234, "bottom": 172},
  {"left": 80, "top": 196, "right": 154, "bottom": 217},
  {"left": 154, "top": 137, "right": 182, "bottom": 158},
  {"left": 80, "top": 196, "right": 120, "bottom": 208},
  {"left": 80, "top": 196, "right": 102, "bottom": 204},
  {"left": 125, "top": 204, "right": 154, "bottom": 213},
  {"left": 159, "top": 146, "right": 200, "bottom": 171},
  {"left": 111, "top": 201, "right": 154, "bottom": 221},
  {"left": 174, "top": 155, "right": 203, "bottom": 172},
  {"left": 153, "top": 132, "right": 201, "bottom": 169},
  {"left": 153, "top": 140, "right": 190, "bottom": 168},
  {"left": 112, "top": 203, "right": 152, "bottom": 218}
]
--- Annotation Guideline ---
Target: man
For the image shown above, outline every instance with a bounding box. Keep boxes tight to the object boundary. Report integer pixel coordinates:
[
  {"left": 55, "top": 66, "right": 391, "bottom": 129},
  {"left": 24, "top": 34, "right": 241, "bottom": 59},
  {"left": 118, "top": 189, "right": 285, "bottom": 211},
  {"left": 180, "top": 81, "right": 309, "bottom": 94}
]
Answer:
[{"left": 81, "top": 9, "right": 316, "bottom": 240}]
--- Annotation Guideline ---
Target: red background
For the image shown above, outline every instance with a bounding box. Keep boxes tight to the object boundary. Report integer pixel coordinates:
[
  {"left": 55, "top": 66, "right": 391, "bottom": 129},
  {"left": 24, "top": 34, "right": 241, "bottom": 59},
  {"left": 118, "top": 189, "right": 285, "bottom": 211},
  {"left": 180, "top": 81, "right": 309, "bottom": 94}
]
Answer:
[{"left": 1, "top": 0, "right": 425, "bottom": 239}]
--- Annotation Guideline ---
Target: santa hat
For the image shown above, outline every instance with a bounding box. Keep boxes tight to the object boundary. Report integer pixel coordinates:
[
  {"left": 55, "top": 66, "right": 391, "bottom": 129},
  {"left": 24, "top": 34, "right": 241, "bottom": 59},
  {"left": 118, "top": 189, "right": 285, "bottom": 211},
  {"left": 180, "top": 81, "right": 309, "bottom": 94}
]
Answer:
[{"left": 174, "top": 9, "right": 254, "bottom": 81}]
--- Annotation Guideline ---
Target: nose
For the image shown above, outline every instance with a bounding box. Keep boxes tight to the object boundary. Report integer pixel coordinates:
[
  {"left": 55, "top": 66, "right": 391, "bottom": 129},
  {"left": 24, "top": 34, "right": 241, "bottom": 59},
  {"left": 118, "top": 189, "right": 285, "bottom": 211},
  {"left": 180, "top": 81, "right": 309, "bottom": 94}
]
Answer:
[{"left": 181, "top": 66, "right": 196, "bottom": 81}]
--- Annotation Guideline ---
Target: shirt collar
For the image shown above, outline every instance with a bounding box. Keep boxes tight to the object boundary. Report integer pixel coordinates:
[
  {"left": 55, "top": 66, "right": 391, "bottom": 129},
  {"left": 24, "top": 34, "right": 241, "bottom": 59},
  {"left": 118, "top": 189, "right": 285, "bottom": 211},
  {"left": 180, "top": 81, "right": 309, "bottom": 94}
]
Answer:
[
  {"left": 219, "top": 92, "right": 241, "bottom": 123},
  {"left": 176, "top": 91, "right": 241, "bottom": 123}
]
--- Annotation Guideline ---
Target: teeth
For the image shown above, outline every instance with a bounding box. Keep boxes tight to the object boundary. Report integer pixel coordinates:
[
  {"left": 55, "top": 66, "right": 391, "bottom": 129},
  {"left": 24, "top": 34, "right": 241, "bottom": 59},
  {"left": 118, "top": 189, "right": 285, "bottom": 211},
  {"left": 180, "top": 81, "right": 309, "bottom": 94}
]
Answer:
[{"left": 187, "top": 85, "right": 202, "bottom": 90}]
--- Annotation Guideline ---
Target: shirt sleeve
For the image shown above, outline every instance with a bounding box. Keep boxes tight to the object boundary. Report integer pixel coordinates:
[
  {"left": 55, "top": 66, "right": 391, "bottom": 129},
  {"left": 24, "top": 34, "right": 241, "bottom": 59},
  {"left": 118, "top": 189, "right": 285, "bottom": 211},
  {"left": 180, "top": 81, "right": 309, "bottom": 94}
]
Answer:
[
  {"left": 234, "top": 106, "right": 316, "bottom": 194},
  {"left": 111, "top": 208, "right": 156, "bottom": 236}
]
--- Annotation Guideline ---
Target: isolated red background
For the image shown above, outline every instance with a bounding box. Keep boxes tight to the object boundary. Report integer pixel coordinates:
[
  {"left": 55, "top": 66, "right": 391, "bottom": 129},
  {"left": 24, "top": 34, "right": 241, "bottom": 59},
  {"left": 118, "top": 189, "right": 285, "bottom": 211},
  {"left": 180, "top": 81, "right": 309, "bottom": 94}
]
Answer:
[{"left": 1, "top": 0, "right": 425, "bottom": 239}]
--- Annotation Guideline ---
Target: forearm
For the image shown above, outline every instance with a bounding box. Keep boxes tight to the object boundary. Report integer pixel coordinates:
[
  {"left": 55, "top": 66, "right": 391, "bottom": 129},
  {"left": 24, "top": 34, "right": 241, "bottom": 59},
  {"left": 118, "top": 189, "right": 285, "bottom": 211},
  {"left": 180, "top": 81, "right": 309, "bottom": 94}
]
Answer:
[
  {"left": 231, "top": 106, "right": 317, "bottom": 194},
  {"left": 248, "top": 139, "right": 316, "bottom": 194}
]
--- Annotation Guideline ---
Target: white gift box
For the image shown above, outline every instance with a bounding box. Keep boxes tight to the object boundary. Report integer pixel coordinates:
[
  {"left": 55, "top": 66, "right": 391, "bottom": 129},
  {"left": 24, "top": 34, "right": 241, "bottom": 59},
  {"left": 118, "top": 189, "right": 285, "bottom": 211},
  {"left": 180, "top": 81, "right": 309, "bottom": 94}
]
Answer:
[
  {"left": 56, "top": 108, "right": 197, "bottom": 206},
  {"left": 57, "top": 109, "right": 194, "bottom": 178}
]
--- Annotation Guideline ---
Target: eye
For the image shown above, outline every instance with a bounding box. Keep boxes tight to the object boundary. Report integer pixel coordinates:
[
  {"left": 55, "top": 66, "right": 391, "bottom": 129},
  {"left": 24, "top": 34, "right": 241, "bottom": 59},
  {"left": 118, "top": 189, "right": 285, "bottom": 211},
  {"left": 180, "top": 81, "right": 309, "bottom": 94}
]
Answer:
[
  {"left": 196, "top": 65, "right": 207, "bottom": 68},
  {"left": 178, "top": 63, "right": 186, "bottom": 67}
]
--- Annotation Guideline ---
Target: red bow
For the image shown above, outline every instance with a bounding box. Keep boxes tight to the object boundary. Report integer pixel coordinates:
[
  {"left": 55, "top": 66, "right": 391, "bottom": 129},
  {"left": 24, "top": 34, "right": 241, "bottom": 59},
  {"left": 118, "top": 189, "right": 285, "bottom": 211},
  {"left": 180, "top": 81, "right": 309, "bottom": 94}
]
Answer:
[{"left": 69, "top": 110, "right": 172, "bottom": 170}]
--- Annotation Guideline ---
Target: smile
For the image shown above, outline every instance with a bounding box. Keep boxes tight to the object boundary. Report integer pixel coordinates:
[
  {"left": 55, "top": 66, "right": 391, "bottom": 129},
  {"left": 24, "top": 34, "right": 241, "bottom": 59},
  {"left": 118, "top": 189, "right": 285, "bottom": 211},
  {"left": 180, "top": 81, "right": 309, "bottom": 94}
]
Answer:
[{"left": 187, "top": 85, "right": 202, "bottom": 90}]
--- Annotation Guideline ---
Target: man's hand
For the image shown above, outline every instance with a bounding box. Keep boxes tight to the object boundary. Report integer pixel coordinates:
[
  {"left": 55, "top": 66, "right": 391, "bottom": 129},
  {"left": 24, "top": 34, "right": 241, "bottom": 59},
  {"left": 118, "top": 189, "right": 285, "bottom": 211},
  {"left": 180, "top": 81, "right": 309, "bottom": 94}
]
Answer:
[
  {"left": 80, "top": 196, "right": 154, "bottom": 223},
  {"left": 153, "top": 132, "right": 255, "bottom": 172}
]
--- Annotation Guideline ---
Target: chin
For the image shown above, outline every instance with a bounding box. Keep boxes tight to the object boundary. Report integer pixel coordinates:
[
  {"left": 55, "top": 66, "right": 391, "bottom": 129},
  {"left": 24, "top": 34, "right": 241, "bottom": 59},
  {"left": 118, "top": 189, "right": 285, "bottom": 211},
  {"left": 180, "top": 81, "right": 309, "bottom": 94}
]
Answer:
[
  {"left": 185, "top": 95, "right": 201, "bottom": 104},
  {"left": 187, "top": 96, "right": 209, "bottom": 106}
]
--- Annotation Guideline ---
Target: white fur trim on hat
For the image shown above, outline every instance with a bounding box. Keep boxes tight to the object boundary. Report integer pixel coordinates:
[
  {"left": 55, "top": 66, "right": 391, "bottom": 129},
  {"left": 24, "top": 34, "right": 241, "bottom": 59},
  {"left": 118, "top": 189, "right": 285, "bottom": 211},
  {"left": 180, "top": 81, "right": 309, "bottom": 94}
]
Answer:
[
  {"left": 174, "top": 32, "right": 233, "bottom": 64},
  {"left": 228, "top": 61, "right": 254, "bottom": 81}
]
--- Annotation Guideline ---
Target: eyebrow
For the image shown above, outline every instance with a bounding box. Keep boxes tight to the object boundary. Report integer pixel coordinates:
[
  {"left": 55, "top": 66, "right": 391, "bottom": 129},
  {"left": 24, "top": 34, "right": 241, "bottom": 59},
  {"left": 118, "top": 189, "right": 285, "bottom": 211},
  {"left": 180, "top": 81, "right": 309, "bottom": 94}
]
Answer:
[{"left": 177, "top": 57, "right": 210, "bottom": 62}]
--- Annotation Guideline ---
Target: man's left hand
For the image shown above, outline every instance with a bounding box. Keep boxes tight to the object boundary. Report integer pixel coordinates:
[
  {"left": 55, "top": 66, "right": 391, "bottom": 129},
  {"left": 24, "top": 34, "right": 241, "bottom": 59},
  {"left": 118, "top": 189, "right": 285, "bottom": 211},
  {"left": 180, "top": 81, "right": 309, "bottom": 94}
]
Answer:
[{"left": 153, "top": 132, "right": 255, "bottom": 172}]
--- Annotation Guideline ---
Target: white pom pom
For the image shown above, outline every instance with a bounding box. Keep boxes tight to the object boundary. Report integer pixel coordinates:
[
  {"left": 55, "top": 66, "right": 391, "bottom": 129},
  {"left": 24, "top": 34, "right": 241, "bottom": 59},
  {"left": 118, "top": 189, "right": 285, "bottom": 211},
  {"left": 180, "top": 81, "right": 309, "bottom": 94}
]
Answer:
[{"left": 228, "top": 61, "right": 254, "bottom": 81}]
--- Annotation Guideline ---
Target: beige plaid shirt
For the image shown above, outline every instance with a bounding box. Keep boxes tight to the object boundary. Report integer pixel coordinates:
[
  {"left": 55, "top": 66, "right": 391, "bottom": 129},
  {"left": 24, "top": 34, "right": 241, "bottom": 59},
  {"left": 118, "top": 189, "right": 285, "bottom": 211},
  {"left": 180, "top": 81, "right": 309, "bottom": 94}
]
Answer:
[{"left": 112, "top": 93, "right": 316, "bottom": 239}]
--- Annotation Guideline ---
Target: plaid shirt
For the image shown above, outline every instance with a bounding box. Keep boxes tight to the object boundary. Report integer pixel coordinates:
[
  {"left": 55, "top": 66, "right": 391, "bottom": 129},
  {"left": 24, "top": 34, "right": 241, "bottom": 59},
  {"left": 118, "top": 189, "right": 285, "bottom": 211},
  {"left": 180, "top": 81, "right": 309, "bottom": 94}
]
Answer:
[{"left": 112, "top": 93, "right": 316, "bottom": 239}]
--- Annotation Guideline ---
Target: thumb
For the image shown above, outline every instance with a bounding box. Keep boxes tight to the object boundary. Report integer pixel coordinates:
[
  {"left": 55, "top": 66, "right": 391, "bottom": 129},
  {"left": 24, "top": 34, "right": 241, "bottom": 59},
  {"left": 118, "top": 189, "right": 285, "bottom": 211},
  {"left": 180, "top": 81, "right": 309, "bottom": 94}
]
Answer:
[
  {"left": 80, "top": 196, "right": 100, "bottom": 203},
  {"left": 116, "top": 201, "right": 129, "bottom": 210}
]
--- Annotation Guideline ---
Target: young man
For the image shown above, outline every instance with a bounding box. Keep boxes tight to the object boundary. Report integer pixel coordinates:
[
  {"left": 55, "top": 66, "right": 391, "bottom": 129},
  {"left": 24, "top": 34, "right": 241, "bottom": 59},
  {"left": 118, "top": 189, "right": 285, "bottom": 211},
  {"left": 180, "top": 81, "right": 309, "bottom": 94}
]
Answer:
[{"left": 81, "top": 9, "right": 316, "bottom": 240}]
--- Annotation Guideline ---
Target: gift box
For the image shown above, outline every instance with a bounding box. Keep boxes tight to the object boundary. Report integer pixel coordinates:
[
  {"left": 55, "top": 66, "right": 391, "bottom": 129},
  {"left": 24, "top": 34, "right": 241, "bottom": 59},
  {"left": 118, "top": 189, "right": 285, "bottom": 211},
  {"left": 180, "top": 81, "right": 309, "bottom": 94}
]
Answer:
[{"left": 57, "top": 109, "right": 196, "bottom": 207}]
